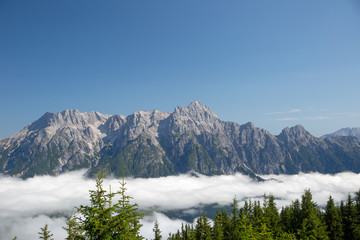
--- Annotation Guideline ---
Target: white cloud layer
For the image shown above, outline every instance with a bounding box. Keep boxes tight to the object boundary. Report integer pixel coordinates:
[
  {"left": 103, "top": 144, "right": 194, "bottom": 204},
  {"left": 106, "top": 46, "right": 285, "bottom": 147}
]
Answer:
[{"left": 1, "top": 171, "right": 360, "bottom": 240}]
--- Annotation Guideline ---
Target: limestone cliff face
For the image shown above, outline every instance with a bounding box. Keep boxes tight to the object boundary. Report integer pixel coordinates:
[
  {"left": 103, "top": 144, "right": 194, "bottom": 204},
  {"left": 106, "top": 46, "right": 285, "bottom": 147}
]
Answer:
[{"left": 1, "top": 101, "right": 360, "bottom": 178}]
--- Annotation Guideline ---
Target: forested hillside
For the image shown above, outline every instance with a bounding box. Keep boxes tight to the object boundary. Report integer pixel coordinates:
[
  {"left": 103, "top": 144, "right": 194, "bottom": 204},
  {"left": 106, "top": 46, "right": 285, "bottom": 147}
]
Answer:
[{"left": 20, "top": 175, "right": 360, "bottom": 240}]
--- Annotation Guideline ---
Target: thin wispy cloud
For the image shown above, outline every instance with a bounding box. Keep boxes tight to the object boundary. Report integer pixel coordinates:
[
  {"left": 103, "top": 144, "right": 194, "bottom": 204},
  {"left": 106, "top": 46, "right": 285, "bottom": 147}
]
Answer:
[
  {"left": 1, "top": 171, "right": 360, "bottom": 240},
  {"left": 265, "top": 109, "right": 301, "bottom": 115},
  {"left": 289, "top": 109, "right": 301, "bottom": 113},
  {"left": 305, "top": 116, "right": 330, "bottom": 120},
  {"left": 276, "top": 117, "right": 299, "bottom": 121},
  {"left": 334, "top": 112, "right": 360, "bottom": 118}
]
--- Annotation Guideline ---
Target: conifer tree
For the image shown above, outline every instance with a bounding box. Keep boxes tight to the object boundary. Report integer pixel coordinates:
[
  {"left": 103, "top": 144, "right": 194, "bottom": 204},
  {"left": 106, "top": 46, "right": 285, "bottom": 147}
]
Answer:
[
  {"left": 355, "top": 190, "right": 360, "bottom": 239},
  {"left": 252, "top": 200, "right": 264, "bottom": 231},
  {"left": 75, "top": 173, "right": 143, "bottom": 240},
  {"left": 113, "top": 176, "right": 143, "bottom": 239},
  {"left": 230, "top": 198, "right": 241, "bottom": 239},
  {"left": 342, "top": 194, "right": 357, "bottom": 240},
  {"left": 219, "top": 209, "right": 231, "bottom": 240},
  {"left": 194, "top": 214, "right": 212, "bottom": 240},
  {"left": 298, "top": 189, "right": 329, "bottom": 240},
  {"left": 212, "top": 210, "right": 224, "bottom": 240},
  {"left": 263, "top": 194, "right": 280, "bottom": 238},
  {"left": 76, "top": 173, "right": 116, "bottom": 239},
  {"left": 38, "top": 224, "right": 54, "bottom": 240},
  {"left": 324, "top": 196, "right": 343, "bottom": 240},
  {"left": 153, "top": 220, "right": 162, "bottom": 240},
  {"left": 238, "top": 209, "right": 255, "bottom": 240},
  {"left": 63, "top": 214, "right": 84, "bottom": 240}
]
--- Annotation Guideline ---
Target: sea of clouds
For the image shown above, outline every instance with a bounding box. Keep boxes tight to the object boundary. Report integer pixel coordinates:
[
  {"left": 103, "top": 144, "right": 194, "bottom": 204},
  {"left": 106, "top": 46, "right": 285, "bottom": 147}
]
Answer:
[{"left": 1, "top": 170, "right": 360, "bottom": 240}]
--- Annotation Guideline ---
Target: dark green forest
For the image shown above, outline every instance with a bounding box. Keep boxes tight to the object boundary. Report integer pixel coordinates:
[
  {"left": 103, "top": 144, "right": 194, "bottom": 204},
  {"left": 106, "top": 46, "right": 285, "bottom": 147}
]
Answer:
[{"left": 24, "top": 175, "right": 360, "bottom": 240}]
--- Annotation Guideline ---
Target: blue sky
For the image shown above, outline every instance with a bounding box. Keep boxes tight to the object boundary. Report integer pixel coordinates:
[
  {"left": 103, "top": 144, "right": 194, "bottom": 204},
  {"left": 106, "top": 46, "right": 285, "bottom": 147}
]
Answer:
[{"left": 1, "top": 0, "right": 360, "bottom": 139}]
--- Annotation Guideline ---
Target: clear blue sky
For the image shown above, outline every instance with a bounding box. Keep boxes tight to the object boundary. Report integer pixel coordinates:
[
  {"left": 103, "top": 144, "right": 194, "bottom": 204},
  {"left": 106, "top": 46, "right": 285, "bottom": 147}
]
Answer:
[{"left": 1, "top": 0, "right": 360, "bottom": 139}]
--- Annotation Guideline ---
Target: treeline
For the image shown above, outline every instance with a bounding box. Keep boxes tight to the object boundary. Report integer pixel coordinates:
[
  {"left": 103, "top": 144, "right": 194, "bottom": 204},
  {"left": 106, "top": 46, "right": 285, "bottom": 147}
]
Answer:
[
  {"left": 16, "top": 174, "right": 360, "bottom": 240},
  {"left": 167, "top": 190, "right": 360, "bottom": 240}
]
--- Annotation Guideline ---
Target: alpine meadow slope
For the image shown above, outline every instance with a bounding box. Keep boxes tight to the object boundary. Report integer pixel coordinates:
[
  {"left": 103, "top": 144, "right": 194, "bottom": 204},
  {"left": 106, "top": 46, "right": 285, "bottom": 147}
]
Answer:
[{"left": 1, "top": 101, "right": 360, "bottom": 178}]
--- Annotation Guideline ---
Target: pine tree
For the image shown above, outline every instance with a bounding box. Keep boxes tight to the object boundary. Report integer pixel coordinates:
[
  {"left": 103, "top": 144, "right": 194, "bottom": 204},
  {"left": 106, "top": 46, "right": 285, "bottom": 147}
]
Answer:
[
  {"left": 252, "top": 200, "right": 264, "bottom": 232},
  {"left": 342, "top": 194, "right": 357, "bottom": 240},
  {"left": 324, "top": 196, "right": 343, "bottom": 240},
  {"left": 113, "top": 176, "right": 143, "bottom": 239},
  {"left": 194, "top": 214, "right": 212, "bottom": 240},
  {"left": 230, "top": 198, "right": 241, "bottom": 239},
  {"left": 75, "top": 173, "right": 143, "bottom": 240},
  {"left": 298, "top": 189, "right": 329, "bottom": 240},
  {"left": 263, "top": 194, "right": 280, "bottom": 238},
  {"left": 76, "top": 173, "right": 116, "bottom": 239},
  {"left": 153, "top": 220, "right": 162, "bottom": 240},
  {"left": 63, "top": 214, "right": 84, "bottom": 240},
  {"left": 354, "top": 190, "right": 360, "bottom": 239},
  {"left": 238, "top": 210, "right": 255, "bottom": 240},
  {"left": 38, "top": 224, "right": 54, "bottom": 240},
  {"left": 212, "top": 210, "right": 224, "bottom": 240},
  {"left": 219, "top": 210, "right": 232, "bottom": 240}
]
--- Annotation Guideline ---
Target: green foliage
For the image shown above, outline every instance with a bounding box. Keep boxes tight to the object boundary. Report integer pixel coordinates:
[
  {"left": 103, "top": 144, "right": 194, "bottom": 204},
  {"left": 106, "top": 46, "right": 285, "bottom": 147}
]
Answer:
[
  {"left": 167, "top": 189, "right": 360, "bottom": 240},
  {"left": 325, "top": 196, "right": 343, "bottom": 240},
  {"left": 341, "top": 194, "right": 359, "bottom": 240},
  {"left": 38, "top": 224, "right": 54, "bottom": 240},
  {"left": 63, "top": 214, "right": 84, "bottom": 240},
  {"left": 73, "top": 173, "right": 143, "bottom": 240},
  {"left": 153, "top": 220, "right": 162, "bottom": 240}
]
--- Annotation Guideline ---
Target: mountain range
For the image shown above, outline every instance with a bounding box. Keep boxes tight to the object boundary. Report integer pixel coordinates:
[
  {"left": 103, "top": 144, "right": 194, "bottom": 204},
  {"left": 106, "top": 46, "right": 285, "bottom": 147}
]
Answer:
[{"left": 1, "top": 101, "right": 360, "bottom": 178}]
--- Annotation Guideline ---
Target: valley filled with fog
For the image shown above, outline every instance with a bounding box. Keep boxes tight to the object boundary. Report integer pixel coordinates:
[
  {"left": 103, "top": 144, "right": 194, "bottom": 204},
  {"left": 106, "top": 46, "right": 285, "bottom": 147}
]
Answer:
[{"left": 1, "top": 170, "right": 360, "bottom": 240}]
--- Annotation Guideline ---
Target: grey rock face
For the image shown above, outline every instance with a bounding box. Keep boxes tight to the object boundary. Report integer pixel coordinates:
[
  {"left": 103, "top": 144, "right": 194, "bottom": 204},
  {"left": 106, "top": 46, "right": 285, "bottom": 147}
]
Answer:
[{"left": 1, "top": 101, "right": 360, "bottom": 178}]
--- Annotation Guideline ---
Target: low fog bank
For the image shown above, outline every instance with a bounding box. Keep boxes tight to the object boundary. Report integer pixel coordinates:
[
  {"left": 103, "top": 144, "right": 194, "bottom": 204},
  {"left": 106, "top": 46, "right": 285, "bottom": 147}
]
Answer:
[{"left": 1, "top": 171, "right": 360, "bottom": 239}]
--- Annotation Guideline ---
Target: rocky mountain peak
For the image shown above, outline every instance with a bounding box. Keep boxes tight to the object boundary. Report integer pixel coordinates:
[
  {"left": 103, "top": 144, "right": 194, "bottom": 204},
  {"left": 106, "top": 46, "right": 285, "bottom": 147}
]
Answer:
[
  {"left": 278, "top": 125, "right": 315, "bottom": 147},
  {"left": 174, "top": 101, "right": 218, "bottom": 121},
  {"left": 242, "top": 122, "right": 255, "bottom": 129}
]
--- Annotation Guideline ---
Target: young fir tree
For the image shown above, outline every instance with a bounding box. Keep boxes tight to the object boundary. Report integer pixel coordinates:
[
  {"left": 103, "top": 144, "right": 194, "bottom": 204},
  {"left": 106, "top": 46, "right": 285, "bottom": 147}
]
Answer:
[
  {"left": 76, "top": 173, "right": 116, "bottom": 239},
  {"left": 194, "top": 214, "right": 212, "bottom": 240},
  {"left": 355, "top": 190, "right": 360, "bottom": 239},
  {"left": 38, "top": 224, "right": 54, "bottom": 240},
  {"left": 212, "top": 210, "right": 224, "bottom": 240},
  {"left": 324, "top": 196, "right": 343, "bottom": 240},
  {"left": 153, "top": 220, "right": 162, "bottom": 240},
  {"left": 75, "top": 173, "right": 143, "bottom": 240},
  {"left": 342, "top": 194, "right": 357, "bottom": 240},
  {"left": 113, "top": 176, "right": 143, "bottom": 239},
  {"left": 219, "top": 209, "right": 232, "bottom": 240},
  {"left": 63, "top": 213, "right": 84, "bottom": 240},
  {"left": 252, "top": 200, "right": 264, "bottom": 232},
  {"left": 230, "top": 198, "right": 241, "bottom": 239},
  {"left": 263, "top": 194, "right": 280, "bottom": 238},
  {"left": 298, "top": 189, "right": 329, "bottom": 240}
]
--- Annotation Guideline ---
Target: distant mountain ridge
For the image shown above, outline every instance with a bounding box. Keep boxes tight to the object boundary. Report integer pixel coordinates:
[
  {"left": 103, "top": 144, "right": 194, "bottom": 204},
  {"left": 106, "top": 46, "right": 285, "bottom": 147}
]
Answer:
[
  {"left": 1, "top": 101, "right": 360, "bottom": 178},
  {"left": 322, "top": 128, "right": 360, "bottom": 138}
]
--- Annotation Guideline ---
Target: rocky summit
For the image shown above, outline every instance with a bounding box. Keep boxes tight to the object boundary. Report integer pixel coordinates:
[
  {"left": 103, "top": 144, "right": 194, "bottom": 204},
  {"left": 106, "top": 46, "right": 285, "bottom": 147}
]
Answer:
[{"left": 1, "top": 101, "right": 360, "bottom": 178}]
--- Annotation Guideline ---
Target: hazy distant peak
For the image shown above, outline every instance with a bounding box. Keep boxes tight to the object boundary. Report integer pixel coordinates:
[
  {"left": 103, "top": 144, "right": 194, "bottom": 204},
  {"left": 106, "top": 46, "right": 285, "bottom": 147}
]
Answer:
[{"left": 322, "top": 127, "right": 360, "bottom": 138}]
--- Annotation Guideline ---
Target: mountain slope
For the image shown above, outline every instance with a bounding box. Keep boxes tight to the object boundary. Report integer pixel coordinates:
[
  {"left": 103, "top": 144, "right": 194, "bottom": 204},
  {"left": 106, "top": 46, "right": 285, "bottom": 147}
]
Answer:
[{"left": 1, "top": 101, "right": 360, "bottom": 178}]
